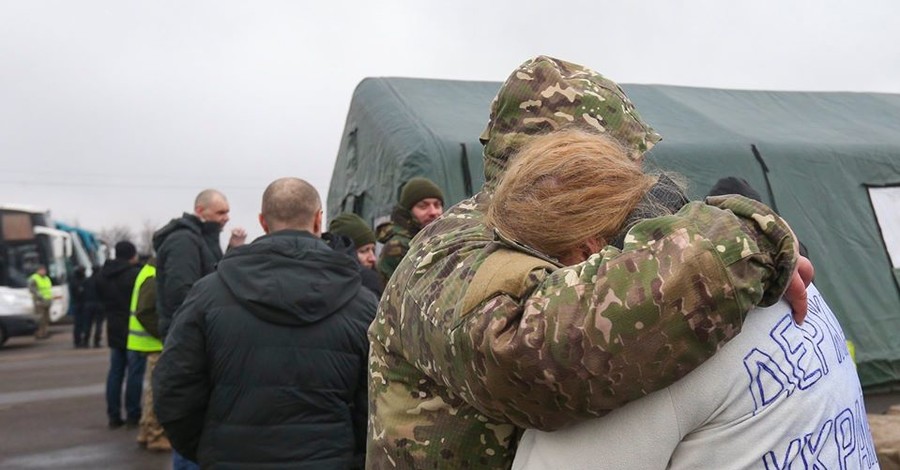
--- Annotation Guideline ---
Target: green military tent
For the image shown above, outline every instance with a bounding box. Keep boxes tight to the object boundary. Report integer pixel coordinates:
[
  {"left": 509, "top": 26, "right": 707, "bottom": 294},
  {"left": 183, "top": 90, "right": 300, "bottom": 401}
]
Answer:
[{"left": 327, "top": 77, "right": 900, "bottom": 391}]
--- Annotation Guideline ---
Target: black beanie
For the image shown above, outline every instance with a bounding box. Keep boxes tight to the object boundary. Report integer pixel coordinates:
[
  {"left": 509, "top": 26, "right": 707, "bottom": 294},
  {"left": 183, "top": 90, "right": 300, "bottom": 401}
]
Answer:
[
  {"left": 399, "top": 177, "right": 444, "bottom": 210},
  {"left": 329, "top": 213, "right": 376, "bottom": 248},
  {"left": 115, "top": 241, "right": 137, "bottom": 260},
  {"left": 708, "top": 177, "right": 763, "bottom": 202}
]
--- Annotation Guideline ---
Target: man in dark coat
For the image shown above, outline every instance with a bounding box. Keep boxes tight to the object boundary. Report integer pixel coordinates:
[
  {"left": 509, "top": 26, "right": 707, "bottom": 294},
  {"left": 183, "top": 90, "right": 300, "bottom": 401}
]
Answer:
[
  {"left": 152, "top": 189, "right": 245, "bottom": 341},
  {"left": 69, "top": 266, "right": 88, "bottom": 347},
  {"left": 153, "top": 189, "right": 246, "bottom": 470},
  {"left": 83, "top": 265, "right": 105, "bottom": 347},
  {"left": 154, "top": 177, "right": 377, "bottom": 469},
  {"left": 95, "top": 241, "right": 143, "bottom": 428}
]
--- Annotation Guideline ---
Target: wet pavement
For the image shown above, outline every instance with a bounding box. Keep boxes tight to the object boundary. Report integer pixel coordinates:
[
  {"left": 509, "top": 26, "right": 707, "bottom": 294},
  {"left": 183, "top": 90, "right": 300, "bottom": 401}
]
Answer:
[{"left": 0, "top": 324, "right": 170, "bottom": 469}]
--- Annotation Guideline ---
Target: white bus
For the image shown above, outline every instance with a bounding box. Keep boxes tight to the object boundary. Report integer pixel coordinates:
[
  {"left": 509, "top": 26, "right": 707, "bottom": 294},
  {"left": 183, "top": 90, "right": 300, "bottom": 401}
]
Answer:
[{"left": 0, "top": 205, "right": 72, "bottom": 343}]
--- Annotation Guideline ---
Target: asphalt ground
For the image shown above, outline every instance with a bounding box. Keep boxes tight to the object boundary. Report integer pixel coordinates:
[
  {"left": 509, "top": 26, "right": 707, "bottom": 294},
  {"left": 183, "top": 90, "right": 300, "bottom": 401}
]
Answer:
[
  {"left": 0, "top": 323, "right": 170, "bottom": 470},
  {"left": 1, "top": 323, "right": 897, "bottom": 469}
]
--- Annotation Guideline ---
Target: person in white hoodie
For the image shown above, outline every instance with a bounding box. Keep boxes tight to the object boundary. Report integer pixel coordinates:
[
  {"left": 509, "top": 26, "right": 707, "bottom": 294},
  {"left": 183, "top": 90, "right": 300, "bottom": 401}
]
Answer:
[
  {"left": 485, "top": 129, "right": 877, "bottom": 470},
  {"left": 512, "top": 284, "right": 877, "bottom": 470}
]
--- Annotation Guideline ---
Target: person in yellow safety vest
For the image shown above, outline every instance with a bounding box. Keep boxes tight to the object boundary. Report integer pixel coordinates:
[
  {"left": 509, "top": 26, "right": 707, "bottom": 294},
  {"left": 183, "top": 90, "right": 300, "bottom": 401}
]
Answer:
[
  {"left": 28, "top": 265, "right": 54, "bottom": 339},
  {"left": 126, "top": 259, "right": 170, "bottom": 451}
]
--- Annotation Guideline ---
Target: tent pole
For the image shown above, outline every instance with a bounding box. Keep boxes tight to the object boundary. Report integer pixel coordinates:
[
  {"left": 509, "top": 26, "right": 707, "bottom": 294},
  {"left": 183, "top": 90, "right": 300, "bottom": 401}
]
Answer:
[{"left": 751, "top": 144, "right": 779, "bottom": 213}]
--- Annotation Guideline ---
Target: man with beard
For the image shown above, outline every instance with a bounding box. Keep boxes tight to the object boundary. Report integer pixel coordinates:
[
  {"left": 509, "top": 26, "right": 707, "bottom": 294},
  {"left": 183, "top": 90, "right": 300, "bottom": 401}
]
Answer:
[{"left": 376, "top": 177, "right": 444, "bottom": 283}]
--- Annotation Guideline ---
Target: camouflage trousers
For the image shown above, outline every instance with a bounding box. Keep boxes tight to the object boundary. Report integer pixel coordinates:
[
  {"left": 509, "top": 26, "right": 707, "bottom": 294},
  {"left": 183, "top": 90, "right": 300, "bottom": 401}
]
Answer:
[
  {"left": 34, "top": 303, "right": 50, "bottom": 339},
  {"left": 136, "top": 352, "right": 170, "bottom": 451}
]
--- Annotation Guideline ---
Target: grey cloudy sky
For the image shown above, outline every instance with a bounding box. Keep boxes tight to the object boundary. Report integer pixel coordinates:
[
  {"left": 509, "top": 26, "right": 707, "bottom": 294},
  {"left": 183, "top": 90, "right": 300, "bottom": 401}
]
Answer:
[{"left": 1, "top": 0, "right": 898, "bottom": 248}]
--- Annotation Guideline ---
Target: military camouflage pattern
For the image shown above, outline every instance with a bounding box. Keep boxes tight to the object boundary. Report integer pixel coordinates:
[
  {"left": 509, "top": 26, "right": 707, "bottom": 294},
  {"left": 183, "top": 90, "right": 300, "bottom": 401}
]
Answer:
[
  {"left": 480, "top": 55, "right": 662, "bottom": 191},
  {"left": 137, "top": 352, "right": 171, "bottom": 451},
  {"left": 376, "top": 205, "right": 421, "bottom": 284},
  {"left": 366, "top": 56, "right": 800, "bottom": 470}
]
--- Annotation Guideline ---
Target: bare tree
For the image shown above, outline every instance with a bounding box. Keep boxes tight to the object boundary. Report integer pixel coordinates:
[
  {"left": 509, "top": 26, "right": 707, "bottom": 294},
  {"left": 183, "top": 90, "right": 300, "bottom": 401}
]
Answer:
[
  {"left": 99, "top": 225, "right": 135, "bottom": 249},
  {"left": 137, "top": 219, "right": 160, "bottom": 255}
]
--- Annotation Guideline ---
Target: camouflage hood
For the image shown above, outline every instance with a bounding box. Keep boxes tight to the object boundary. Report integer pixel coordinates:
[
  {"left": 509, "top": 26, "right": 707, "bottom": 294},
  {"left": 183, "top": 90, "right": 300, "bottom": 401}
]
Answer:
[{"left": 479, "top": 55, "right": 662, "bottom": 191}]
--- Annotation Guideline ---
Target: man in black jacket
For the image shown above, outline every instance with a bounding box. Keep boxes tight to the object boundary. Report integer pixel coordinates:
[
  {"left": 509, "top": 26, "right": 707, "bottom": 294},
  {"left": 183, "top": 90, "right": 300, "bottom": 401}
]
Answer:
[
  {"left": 154, "top": 177, "right": 378, "bottom": 469},
  {"left": 96, "top": 241, "right": 143, "bottom": 428},
  {"left": 153, "top": 189, "right": 246, "bottom": 342}
]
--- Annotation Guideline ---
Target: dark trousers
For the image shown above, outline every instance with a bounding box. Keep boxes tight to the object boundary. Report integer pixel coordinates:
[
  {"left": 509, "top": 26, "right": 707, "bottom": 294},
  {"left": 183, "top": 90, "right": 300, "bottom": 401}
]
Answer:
[
  {"left": 106, "top": 348, "right": 146, "bottom": 423},
  {"left": 86, "top": 303, "right": 105, "bottom": 346},
  {"left": 72, "top": 302, "right": 90, "bottom": 346}
]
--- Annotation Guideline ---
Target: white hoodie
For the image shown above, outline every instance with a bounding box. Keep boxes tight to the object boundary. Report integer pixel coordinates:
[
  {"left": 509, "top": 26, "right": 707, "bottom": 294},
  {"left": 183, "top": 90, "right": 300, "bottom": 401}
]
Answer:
[{"left": 513, "top": 284, "right": 879, "bottom": 470}]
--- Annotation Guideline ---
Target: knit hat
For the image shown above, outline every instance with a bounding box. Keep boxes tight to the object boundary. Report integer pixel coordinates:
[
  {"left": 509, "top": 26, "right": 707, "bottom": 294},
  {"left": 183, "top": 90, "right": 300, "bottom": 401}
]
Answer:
[
  {"left": 708, "top": 177, "right": 763, "bottom": 202},
  {"left": 399, "top": 177, "right": 444, "bottom": 210},
  {"left": 115, "top": 241, "right": 137, "bottom": 260},
  {"left": 329, "top": 213, "right": 376, "bottom": 248}
]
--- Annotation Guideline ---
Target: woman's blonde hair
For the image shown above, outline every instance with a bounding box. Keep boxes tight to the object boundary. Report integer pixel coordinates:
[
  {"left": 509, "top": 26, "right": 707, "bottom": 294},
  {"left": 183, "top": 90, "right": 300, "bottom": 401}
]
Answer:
[{"left": 486, "top": 128, "right": 657, "bottom": 261}]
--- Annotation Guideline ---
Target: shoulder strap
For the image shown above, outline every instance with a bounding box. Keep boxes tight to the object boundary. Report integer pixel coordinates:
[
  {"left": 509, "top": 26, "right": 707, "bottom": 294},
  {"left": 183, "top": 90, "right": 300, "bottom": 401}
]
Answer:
[{"left": 460, "top": 248, "right": 556, "bottom": 315}]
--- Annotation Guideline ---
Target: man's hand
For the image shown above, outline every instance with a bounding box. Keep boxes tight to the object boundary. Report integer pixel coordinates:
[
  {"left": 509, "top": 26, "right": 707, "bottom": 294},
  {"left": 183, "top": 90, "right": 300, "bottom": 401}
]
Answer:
[
  {"left": 228, "top": 227, "right": 247, "bottom": 248},
  {"left": 784, "top": 256, "right": 814, "bottom": 324}
]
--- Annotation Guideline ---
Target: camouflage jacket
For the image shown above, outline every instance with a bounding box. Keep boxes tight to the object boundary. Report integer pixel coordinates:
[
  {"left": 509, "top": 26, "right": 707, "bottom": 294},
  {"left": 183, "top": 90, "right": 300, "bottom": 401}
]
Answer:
[
  {"left": 366, "top": 56, "right": 800, "bottom": 470},
  {"left": 376, "top": 206, "right": 421, "bottom": 284},
  {"left": 367, "top": 192, "right": 797, "bottom": 469}
]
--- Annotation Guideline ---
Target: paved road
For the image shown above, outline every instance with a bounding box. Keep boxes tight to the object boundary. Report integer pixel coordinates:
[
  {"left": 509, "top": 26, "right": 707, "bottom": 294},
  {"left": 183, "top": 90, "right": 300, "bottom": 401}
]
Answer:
[
  {"left": 0, "top": 324, "right": 170, "bottom": 470},
  {"left": 2, "top": 323, "right": 897, "bottom": 469}
]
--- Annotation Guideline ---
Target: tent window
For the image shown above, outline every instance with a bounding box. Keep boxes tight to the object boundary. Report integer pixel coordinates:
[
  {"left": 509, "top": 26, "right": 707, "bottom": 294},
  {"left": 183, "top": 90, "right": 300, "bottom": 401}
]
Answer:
[
  {"left": 341, "top": 194, "right": 356, "bottom": 214},
  {"left": 353, "top": 193, "right": 366, "bottom": 215},
  {"left": 868, "top": 186, "right": 900, "bottom": 269},
  {"left": 340, "top": 193, "right": 366, "bottom": 216}
]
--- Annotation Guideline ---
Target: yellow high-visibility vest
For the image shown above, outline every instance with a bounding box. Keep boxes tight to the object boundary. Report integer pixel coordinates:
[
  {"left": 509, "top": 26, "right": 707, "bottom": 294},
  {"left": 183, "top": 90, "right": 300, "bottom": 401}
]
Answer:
[
  {"left": 29, "top": 273, "right": 53, "bottom": 300},
  {"left": 126, "top": 264, "right": 162, "bottom": 352}
]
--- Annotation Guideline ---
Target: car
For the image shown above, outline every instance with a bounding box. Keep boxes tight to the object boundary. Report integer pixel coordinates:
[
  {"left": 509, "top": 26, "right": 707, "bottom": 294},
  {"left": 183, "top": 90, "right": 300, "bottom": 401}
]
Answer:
[
  {"left": 0, "top": 313, "right": 38, "bottom": 347},
  {"left": 0, "top": 288, "right": 39, "bottom": 347}
]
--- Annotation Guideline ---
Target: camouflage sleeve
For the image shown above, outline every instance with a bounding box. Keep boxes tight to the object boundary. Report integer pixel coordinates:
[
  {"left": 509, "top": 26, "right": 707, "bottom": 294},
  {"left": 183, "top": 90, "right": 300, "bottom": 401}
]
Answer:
[
  {"left": 376, "top": 237, "right": 408, "bottom": 284},
  {"left": 441, "top": 195, "right": 798, "bottom": 431},
  {"left": 27, "top": 278, "right": 39, "bottom": 300}
]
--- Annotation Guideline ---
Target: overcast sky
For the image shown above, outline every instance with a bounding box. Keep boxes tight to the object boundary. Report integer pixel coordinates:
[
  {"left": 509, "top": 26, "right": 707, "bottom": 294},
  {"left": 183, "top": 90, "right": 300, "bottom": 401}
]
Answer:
[{"left": 1, "top": 0, "right": 898, "bottom": 249}]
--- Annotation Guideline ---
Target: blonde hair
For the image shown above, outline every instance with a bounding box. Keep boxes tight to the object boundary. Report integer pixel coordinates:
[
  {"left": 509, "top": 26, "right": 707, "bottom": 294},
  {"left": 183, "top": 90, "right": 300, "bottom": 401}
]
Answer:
[{"left": 486, "top": 128, "right": 657, "bottom": 260}]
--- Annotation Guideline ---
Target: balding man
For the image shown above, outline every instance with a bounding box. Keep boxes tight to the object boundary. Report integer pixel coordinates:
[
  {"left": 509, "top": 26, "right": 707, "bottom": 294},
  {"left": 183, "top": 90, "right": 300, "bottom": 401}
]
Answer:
[
  {"left": 153, "top": 189, "right": 245, "bottom": 341},
  {"left": 154, "top": 178, "right": 377, "bottom": 469}
]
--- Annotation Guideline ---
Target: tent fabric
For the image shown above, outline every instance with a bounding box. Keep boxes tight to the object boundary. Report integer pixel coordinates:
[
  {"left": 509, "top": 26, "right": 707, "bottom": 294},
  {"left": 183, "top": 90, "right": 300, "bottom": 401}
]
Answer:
[
  {"left": 327, "top": 77, "right": 900, "bottom": 391},
  {"left": 327, "top": 77, "right": 498, "bottom": 227}
]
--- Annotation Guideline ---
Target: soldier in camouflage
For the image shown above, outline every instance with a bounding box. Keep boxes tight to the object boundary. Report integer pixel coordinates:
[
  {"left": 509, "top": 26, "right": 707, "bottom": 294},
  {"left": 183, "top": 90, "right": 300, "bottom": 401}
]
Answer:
[
  {"left": 376, "top": 177, "right": 444, "bottom": 283},
  {"left": 367, "top": 56, "right": 806, "bottom": 469}
]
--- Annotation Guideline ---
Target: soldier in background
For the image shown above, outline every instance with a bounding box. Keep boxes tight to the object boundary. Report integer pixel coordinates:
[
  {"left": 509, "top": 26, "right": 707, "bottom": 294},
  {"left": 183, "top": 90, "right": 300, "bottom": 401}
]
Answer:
[
  {"left": 376, "top": 177, "right": 443, "bottom": 283},
  {"left": 28, "top": 265, "right": 53, "bottom": 339},
  {"left": 127, "top": 258, "right": 170, "bottom": 452},
  {"left": 366, "top": 56, "right": 812, "bottom": 470}
]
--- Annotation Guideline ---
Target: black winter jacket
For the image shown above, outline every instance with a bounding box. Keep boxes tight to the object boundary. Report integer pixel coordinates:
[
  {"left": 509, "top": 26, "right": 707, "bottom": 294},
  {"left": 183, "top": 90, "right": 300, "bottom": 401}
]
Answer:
[
  {"left": 323, "top": 233, "right": 383, "bottom": 298},
  {"left": 153, "top": 230, "right": 378, "bottom": 469},
  {"left": 153, "top": 213, "right": 223, "bottom": 340},
  {"left": 94, "top": 259, "right": 141, "bottom": 349}
]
